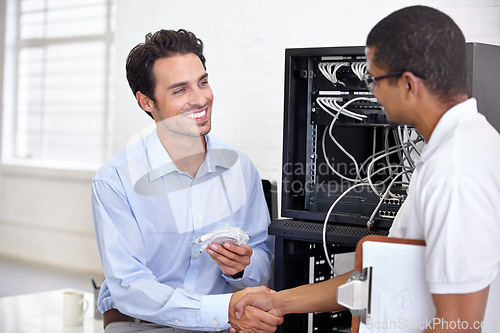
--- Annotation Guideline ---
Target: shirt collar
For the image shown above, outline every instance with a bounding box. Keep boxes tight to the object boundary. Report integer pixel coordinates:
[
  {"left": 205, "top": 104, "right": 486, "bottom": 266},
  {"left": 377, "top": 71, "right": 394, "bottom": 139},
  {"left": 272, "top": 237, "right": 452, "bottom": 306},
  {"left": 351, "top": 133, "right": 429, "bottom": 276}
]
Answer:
[
  {"left": 147, "top": 130, "right": 233, "bottom": 181},
  {"left": 420, "top": 98, "right": 477, "bottom": 162},
  {"left": 206, "top": 136, "right": 237, "bottom": 170}
]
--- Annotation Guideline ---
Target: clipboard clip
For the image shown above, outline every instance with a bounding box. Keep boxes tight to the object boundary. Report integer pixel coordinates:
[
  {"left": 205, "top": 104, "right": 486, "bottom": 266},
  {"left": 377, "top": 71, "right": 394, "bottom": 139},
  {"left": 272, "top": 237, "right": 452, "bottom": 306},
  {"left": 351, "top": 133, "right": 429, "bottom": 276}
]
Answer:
[{"left": 337, "top": 266, "right": 372, "bottom": 323}]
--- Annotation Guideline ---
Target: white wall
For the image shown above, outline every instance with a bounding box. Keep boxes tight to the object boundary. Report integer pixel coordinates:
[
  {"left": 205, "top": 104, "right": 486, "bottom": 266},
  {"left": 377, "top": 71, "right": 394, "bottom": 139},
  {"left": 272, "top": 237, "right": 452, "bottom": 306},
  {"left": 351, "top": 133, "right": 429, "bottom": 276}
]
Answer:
[
  {"left": 1, "top": 0, "right": 499, "bottom": 273},
  {"left": 0, "top": 166, "right": 100, "bottom": 272}
]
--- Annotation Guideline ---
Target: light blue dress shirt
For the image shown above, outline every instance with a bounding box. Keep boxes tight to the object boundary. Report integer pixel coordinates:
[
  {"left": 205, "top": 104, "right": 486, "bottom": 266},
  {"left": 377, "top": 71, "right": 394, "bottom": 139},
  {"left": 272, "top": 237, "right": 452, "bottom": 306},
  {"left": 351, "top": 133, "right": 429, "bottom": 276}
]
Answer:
[{"left": 92, "top": 128, "right": 274, "bottom": 331}]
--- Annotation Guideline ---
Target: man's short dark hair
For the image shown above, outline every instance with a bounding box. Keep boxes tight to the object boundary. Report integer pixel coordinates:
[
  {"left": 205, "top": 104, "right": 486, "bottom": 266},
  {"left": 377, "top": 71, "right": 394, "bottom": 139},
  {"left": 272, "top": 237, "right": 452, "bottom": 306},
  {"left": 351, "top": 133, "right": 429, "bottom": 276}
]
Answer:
[
  {"left": 366, "top": 6, "right": 467, "bottom": 103},
  {"left": 126, "top": 29, "right": 206, "bottom": 119}
]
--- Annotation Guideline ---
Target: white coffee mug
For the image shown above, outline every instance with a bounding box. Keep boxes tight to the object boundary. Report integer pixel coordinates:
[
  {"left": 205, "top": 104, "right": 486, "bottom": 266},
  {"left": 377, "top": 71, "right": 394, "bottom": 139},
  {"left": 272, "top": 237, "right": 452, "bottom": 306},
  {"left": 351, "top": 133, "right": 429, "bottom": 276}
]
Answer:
[{"left": 63, "top": 290, "right": 89, "bottom": 326}]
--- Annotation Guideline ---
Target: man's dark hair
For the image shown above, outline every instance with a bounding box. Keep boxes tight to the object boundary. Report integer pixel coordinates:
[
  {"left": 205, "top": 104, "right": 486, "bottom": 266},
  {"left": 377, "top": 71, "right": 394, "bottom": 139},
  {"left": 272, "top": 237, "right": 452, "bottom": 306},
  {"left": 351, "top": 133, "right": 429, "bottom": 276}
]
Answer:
[
  {"left": 366, "top": 6, "right": 467, "bottom": 103},
  {"left": 126, "top": 29, "right": 206, "bottom": 119}
]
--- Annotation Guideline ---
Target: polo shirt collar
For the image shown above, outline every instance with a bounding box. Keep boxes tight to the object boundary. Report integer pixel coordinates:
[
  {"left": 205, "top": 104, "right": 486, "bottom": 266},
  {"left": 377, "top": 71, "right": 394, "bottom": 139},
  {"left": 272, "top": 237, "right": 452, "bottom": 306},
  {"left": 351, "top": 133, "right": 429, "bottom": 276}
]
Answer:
[{"left": 420, "top": 98, "right": 477, "bottom": 162}]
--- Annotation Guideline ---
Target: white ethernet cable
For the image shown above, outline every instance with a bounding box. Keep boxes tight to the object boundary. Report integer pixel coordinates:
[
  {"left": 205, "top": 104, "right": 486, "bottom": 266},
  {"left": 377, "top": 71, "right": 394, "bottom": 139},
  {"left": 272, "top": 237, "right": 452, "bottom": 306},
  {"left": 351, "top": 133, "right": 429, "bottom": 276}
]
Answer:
[
  {"left": 365, "top": 144, "right": 412, "bottom": 198},
  {"left": 366, "top": 170, "right": 411, "bottom": 228},
  {"left": 318, "top": 62, "right": 367, "bottom": 85},
  {"left": 318, "top": 96, "right": 376, "bottom": 182},
  {"left": 350, "top": 62, "right": 367, "bottom": 81},
  {"left": 322, "top": 183, "right": 369, "bottom": 275},
  {"left": 359, "top": 142, "right": 400, "bottom": 176},
  {"left": 362, "top": 127, "right": 422, "bottom": 196},
  {"left": 316, "top": 97, "right": 368, "bottom": 121},
  {"left": 322, "top": 128, "right": 358, "bottom": 183},
  {"left": 322, "top": 171, "right": 410, "bottom": 275},
  {"left": 362, "top": 145, "right": 406, "bottom": 177},
  {"left": 396, "top": 126, "right": 416, "bottom": 170},
  {"left": 319, "top": 114, "right": 422, "bottom": 272},
  {"left": 404, "top": 125, "right": 423, "bottom": 156},
  {"left": 323, "top": 123, "right": 416, "bottom": 191},
  {"left": 318, "top": 62, "right": 350, "bottom": 86},
  {"left": 323, "top": 101, "right": 364, "bottom": 181},
  {"left": 193, "top": 226, "right": 249, "bottom": 254}
]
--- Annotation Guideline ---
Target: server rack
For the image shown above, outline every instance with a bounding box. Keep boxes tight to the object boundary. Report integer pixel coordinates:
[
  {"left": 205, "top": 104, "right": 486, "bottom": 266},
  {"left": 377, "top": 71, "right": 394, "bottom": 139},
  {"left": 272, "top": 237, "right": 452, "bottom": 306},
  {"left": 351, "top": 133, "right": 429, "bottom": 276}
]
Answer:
[
  {"left": 273, "top": 45, "right": 400, "bottom": 333},
  {"left": 281, "top": 46, "right": 414, "bottom": 230}
]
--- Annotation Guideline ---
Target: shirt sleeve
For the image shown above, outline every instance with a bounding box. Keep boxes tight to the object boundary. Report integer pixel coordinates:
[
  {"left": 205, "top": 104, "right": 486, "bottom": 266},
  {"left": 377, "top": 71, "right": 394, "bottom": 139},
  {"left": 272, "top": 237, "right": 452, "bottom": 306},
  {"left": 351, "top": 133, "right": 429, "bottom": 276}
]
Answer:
[
  {"left": 92, "top": 176, "right": 232, "bottom": 331},
  {"left": 421, "top": 176, "right": 500, "bottom": 294},
  {"left": 222, "top": 163, "right": 274, "bottom": 290}
]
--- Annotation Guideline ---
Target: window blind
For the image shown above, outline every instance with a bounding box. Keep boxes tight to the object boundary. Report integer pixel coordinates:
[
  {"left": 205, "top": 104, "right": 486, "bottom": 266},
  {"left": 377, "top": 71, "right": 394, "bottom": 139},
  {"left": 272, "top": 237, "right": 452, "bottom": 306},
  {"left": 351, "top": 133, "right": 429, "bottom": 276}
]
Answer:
[{"left": 12, "top": 0, "right": 115, "bottom": 164}]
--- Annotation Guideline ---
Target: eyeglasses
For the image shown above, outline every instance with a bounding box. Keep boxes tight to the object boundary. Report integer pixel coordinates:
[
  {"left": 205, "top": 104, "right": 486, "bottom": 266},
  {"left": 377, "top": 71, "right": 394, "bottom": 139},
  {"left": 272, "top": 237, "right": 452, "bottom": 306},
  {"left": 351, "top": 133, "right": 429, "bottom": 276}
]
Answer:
[
  {"left": 362, "top": 70, "right": 427, "bottom": 92},
  {"left": 362, "top": 71, "right": 404, "bottom": 92}
]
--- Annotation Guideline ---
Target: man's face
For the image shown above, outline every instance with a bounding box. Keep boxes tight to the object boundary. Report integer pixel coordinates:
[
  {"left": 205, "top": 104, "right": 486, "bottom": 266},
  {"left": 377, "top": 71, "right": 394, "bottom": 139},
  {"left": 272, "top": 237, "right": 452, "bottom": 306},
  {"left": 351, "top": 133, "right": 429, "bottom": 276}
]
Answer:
[
  {"left": 150, "top": 53, "right": 213, "bottom": 138},
  {"left": 365, "top": 46, "right": 405, "bottom": 125}
]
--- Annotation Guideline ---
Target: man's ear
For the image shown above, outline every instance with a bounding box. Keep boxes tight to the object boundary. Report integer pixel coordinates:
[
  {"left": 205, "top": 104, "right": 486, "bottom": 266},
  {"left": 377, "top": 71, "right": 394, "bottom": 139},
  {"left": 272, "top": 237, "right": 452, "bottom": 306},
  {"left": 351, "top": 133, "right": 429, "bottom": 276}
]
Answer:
[
  {"left": 401, "top": 71, "right": 421, "bottom": 99},
  {"left": 136, "top": 91, "right": 155, "bottom": 112}
]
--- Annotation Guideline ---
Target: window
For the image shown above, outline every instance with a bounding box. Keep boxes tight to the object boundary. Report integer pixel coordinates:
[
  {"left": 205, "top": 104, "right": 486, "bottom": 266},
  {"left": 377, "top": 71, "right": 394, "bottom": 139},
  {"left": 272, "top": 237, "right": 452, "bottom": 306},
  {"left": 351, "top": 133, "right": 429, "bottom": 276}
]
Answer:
[{"left": 2, "top": 0, "right": 115, "bottom": 167}]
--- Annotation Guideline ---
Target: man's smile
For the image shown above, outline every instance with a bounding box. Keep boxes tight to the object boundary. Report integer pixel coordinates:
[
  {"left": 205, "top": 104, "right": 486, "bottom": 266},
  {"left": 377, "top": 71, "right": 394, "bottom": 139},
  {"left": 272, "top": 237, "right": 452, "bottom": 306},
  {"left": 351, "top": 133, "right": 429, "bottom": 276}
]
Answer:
[{"left": 184, "top": 108, "right": 207, "bottom": 119}]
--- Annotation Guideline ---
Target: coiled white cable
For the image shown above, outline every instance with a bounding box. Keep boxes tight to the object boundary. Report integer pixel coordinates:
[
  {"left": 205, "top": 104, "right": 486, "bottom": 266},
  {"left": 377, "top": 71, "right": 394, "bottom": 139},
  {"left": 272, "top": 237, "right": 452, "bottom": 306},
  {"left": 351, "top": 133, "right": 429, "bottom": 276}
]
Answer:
[{"left": 193, "top": 226, "right": 249, "bottom": 253}]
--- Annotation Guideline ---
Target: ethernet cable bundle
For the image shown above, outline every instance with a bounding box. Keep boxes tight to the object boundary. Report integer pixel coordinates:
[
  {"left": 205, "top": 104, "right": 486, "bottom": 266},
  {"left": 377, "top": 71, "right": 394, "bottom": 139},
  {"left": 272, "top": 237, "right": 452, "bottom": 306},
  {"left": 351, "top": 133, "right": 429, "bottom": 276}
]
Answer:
[{"left": 193, "top": 226, "right": 249, "bottom": 253}]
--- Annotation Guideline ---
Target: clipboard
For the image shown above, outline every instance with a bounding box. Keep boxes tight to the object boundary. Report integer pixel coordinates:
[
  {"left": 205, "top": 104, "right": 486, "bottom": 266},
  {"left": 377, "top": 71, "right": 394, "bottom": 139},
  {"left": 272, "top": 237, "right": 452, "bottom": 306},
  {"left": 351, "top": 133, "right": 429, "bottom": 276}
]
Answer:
[
  {"left": 337, "top": 235, "right": 500, "bottom": 333},
  {"left": 338, "top": 235, "right": 433, "bottom": 333}
]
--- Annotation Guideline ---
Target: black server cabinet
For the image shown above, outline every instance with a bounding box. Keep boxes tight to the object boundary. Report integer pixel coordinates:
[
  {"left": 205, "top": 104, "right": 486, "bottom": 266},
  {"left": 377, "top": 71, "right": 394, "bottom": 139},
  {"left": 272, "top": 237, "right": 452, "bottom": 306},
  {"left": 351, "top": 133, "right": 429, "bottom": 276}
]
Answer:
[
  {"left": 274, "top": 46, "right": 399, "bottom": 333},
  {"left": 281, "top": 46, "right": 411, "bottom": 231},
  {"left": 280, "top": 43, "right": 500, "bottom": 230}
]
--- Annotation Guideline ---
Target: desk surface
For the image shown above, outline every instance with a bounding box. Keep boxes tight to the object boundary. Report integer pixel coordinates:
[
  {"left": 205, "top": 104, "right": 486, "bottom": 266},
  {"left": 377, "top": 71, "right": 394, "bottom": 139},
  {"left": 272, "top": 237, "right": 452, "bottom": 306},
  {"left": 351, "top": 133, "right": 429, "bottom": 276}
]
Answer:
[{"left": 0, "top": 289, "right": 103, "bottom": 333}]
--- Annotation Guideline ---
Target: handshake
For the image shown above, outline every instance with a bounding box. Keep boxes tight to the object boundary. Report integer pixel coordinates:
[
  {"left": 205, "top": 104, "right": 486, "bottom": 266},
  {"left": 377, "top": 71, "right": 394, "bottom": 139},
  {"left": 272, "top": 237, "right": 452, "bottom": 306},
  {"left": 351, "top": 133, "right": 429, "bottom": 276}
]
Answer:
[
  {"left": 228, "top": 286, "right": 284, "bottom": 333},
  {"left": 227, "top": 272, "right": 351, "bottom": 333}
]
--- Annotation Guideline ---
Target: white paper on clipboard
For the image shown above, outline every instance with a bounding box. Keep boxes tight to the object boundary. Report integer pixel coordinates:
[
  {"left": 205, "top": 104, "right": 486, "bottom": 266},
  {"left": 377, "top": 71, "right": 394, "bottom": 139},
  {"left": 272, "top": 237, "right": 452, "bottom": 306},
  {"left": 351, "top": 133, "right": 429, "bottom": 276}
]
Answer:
[{"left": 358, "top": 241, "right": 435, "bottom": 333}]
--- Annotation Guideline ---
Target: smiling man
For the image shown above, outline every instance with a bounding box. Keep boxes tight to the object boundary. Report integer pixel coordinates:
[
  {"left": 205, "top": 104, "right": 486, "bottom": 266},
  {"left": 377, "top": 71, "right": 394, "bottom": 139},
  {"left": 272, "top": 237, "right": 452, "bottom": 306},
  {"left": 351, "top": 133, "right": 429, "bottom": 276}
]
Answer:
[{"left": 91, "top": 29, "right": 280, "bottom": 333}]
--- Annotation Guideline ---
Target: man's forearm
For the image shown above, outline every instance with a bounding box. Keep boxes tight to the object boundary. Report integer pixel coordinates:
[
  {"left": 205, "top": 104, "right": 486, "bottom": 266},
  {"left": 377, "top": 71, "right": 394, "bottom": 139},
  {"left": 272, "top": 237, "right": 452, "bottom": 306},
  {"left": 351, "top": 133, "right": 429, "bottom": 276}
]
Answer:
[{"left": 273, "top": 271, "right": 351, "bottom": 315}]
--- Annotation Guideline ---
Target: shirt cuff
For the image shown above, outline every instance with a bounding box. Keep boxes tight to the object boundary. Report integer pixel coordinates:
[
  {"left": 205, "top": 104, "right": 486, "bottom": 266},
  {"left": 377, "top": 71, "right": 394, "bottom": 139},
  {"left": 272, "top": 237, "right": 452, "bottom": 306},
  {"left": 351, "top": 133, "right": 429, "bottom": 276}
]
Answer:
[{"left": 200, "top": 293, "right": 233, "bottom": 330}]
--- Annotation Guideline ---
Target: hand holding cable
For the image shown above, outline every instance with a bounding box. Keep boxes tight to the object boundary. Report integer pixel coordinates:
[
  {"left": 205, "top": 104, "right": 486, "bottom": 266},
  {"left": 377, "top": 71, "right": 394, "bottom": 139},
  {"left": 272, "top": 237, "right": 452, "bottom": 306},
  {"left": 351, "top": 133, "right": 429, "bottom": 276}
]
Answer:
[{"left": 194, "top": 226, "right": 252, "bottom": 277}]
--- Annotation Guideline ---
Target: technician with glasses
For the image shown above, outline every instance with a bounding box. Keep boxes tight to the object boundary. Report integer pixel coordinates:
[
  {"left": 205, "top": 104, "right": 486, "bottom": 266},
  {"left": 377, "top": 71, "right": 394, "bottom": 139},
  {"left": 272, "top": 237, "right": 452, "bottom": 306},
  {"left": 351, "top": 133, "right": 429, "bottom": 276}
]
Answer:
[
  {"left": 92, "top": 29, "right": 282, "bottom": 333},
  {"left": 230, "top": 6, "right": 500, "bottom": 333}
]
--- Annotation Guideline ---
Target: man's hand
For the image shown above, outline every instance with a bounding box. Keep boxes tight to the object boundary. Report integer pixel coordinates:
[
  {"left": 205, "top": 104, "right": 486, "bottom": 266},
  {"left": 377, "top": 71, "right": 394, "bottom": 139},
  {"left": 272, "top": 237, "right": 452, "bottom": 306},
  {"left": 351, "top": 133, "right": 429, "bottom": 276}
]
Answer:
[
  {"left": 233, "top": 291, "right": 283, "bottom": 319},
  {"left": 207, "top": 242, "right": 252, "bottom": 277},
  {"left": 228, "top": 287, "right": 283, "bottom": 333}
]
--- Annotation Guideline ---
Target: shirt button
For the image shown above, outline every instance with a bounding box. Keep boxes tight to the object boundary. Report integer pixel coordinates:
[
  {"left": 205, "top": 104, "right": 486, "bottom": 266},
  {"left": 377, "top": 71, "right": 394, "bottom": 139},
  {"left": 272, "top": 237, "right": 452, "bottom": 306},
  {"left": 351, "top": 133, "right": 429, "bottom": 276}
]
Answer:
[
  {"left": 216, "top": 328, "right": 221, "bottom": 332},
  {"left": 194, "top": 253, "right": 199, "bottom": 258},
  {"left": 174, "top": 319, "right": 179, "bottom": 323},
  {"left": 195, "top": 217, "right": 200, "bottom": 223},
  {"left": 187, "top": 286, "right": 191, "bottom": 291},
  {"left": 213, "top": 320, "right": 218, "bottom": 326}
]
